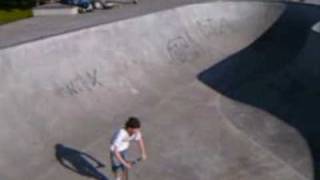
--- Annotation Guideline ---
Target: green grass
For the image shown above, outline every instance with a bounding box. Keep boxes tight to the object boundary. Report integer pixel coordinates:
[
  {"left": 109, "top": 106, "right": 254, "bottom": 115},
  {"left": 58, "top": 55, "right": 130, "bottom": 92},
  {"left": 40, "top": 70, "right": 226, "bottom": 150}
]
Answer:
[{"left": 0, "top": 8, "right": 32, "bottom": 25}]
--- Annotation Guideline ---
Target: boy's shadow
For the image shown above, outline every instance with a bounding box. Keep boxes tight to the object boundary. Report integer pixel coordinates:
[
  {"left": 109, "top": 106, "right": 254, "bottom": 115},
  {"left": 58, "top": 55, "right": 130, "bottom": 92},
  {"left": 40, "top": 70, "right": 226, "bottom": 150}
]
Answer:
[{"left": 55, "top": 144, "right": 109, "bottom": 180}]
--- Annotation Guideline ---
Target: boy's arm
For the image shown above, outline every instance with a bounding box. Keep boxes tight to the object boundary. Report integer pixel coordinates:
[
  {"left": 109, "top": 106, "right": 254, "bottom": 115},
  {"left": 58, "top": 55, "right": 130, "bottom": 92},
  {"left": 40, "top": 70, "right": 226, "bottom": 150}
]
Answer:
[
  {"left": 114, "top": 147, "right": 132, "bottom": 169},
  {"left": 138, "top": 136, "right": 147, "bottom": 160}
]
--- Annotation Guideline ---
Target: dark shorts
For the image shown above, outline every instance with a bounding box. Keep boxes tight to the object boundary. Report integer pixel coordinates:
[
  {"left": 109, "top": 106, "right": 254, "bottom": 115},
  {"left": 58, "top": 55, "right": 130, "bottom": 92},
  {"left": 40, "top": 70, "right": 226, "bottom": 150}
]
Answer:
[{"left": 110, "top": 150, "right": 128, "bottom": 173}]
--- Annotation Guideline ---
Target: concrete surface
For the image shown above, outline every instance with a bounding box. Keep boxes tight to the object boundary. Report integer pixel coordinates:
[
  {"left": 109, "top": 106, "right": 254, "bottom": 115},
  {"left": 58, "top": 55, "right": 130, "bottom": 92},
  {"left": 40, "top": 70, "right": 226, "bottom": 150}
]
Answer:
[
  {"left": 313, "top": 21, "right": 320, "bottom": 32},
  {"left": 0, "top": 0, "right": 214, "bottom": 49},
  {"left": 0, "top": 1, "right": 318, "bottom": 180},
  {"left": 198, "top": 2, "right": 320, "bottom": 179},
  {"left": 32, "top": 3, "right": 79, "bottom": 16},
  {"left": 0, "top": 0, "right": 315, "bottom": 50},
  {"left": 304, "top": 0, "right": 320, "bottom": 5}
]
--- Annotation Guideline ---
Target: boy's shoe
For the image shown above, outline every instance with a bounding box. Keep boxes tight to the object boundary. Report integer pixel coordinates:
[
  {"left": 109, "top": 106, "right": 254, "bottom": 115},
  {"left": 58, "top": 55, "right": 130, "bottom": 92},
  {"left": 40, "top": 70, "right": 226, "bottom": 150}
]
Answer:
[
  {"left": 104, "top": 2, "right": 120, "bottom": 8},
  {"left": 94, "top": 1, "right": 104, "bottom": 9},
  {"left": 79, "top": 4, "right": 93, "bottom": 13},
  {"left": 86, "top": 3, "right": 94, "bottom": 11},
  {"left": 133, "top": 0, "right": 138, "bottom": 4}
]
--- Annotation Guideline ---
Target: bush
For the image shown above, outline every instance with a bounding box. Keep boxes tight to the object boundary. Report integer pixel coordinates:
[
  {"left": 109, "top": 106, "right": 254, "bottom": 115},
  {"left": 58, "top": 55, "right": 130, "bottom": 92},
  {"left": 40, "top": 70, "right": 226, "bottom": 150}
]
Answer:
[{"left": 0, "top": 8, "right": 32, "bottom": 25}]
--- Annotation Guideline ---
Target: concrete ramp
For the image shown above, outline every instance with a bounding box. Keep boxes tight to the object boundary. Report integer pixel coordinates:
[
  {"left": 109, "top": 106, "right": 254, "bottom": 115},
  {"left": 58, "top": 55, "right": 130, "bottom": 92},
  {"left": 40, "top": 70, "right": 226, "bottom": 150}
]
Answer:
[
  {"left": 0, "top": 1, "right": 313, "bottom": 180},
  {"left": 199, "top": 2, "right": 320, "bottom": 180}
]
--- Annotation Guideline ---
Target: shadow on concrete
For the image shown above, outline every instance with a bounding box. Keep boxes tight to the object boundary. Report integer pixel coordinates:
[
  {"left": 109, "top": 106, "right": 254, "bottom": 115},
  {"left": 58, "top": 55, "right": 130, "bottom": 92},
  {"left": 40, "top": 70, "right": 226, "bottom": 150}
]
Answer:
[
  {"left": 55, "top": 144, "right": 109, "bottom": 180},
  {"left": 198, "top": 3, "right": 320, "bottom": 179}
]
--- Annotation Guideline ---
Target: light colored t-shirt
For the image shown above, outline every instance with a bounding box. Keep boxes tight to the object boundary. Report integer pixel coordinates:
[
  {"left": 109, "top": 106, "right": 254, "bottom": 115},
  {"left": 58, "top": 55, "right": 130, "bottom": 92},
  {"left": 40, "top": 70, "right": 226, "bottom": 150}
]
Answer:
[{"left": 110, "top": 128, "right": 142, "bottom": 152}]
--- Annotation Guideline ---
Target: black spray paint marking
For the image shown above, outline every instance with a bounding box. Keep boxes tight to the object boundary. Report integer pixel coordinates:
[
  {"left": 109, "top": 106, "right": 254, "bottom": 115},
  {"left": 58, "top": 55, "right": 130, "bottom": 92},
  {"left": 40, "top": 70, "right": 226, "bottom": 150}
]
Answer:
[
  {"left": 167, "top": 34, "right": 199, "bottom": 64},
  {"left": 62, "top": 69, "right": 103, "bottom": 96},
  {"left": 196, "top": 18, "right": 234, "bottom": 37}
]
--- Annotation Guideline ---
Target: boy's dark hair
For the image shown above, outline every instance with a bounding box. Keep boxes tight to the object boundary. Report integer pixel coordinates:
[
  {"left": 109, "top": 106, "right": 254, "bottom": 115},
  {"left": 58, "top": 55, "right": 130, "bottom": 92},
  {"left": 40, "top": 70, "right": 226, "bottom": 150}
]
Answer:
[{"left": 125, "top": 117, "right": 141, "bottom": 129}]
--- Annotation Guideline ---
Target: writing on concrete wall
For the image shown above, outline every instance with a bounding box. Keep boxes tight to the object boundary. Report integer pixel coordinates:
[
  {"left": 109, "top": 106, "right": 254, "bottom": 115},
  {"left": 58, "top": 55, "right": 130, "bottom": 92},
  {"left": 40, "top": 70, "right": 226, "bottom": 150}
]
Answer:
[
  {"left": 196, "top": 18, "right": 233, "bottom": 37},
  {"left": 167, "top": 34, "right": 199, "bottom": 64},
  {"left": 61, "top": 69, "right": 103, "bottom": 96}
]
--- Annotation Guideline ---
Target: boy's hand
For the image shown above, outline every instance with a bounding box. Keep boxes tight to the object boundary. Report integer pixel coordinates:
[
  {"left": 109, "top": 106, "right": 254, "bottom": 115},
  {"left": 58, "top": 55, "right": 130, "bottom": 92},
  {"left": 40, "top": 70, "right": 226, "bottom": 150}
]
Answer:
[
  {"left": 142, "top": 153, "right": 147, "bottom": 161},
  {"left": 125, "top": 162, "right": 133, "bottom": 169}
]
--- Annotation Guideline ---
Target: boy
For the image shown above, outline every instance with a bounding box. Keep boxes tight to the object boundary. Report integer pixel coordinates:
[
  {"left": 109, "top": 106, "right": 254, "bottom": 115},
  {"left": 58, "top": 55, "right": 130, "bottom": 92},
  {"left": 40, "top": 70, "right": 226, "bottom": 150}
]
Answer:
[{"left": 110, "top": 117, "right": 147, "bottom": 180}]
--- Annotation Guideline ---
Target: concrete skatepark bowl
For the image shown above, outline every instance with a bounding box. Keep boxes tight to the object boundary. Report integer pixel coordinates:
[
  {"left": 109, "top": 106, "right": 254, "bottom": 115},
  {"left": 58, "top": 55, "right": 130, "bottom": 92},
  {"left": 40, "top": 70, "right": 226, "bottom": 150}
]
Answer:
[{"left": 0, "top": 1, "right": 319, "bottom": 180}]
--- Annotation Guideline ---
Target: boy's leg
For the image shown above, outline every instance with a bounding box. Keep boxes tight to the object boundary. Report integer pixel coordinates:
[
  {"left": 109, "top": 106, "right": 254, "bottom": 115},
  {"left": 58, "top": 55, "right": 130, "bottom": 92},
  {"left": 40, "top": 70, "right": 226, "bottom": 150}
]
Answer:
[
  {"left": 111, "top": 151, "right": 128, "bottom": 180},
  {"left": 122, "top": 150, "right": 129, "bottom": 180},
  {"left": 114, "top": 172, "right": 122, "bottom": 180},
  {"left": 123, "top": 169, "right": 129, "bottom": 180}
]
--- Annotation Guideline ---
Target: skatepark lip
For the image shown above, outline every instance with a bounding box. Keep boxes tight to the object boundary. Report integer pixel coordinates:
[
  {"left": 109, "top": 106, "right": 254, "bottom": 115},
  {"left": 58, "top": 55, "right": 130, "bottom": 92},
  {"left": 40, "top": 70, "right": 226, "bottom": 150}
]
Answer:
[
  {"left": 0, "top": 0, "right": 316, "bottom": 51},
  {"left": 0, "top": 0, "right": 293, "bottom": 50},
  {"left": 313, "top": 21, "right": 320, "bottom": 33}
]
